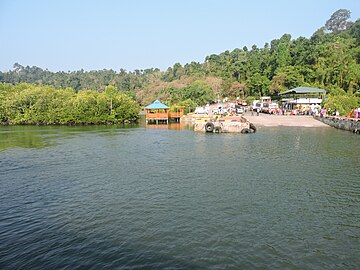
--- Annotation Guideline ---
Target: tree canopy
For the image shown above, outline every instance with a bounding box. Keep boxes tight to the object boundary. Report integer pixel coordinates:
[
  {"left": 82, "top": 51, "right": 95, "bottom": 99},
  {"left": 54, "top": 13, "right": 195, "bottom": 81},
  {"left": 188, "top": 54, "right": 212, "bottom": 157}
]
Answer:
[{"left": 325, "top": 9, "right": 352, "bottom": 34}]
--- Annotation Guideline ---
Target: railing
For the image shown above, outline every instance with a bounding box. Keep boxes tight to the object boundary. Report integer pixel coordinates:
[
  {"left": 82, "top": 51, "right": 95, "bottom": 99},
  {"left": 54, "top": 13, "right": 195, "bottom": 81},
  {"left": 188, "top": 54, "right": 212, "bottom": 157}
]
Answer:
[
  {"left": 145, "top": 108, "right": 184, "bottom": 120},
  {"left": 169, "top": 111, "right": 184, "bottom": 118},
  {"left": 146, "top": 112, "right": 169, "bottom": 119}
]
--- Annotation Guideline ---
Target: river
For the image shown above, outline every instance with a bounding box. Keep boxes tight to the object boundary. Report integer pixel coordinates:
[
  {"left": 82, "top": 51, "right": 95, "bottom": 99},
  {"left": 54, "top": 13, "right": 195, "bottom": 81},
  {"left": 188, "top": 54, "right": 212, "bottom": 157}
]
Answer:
[{"left": 0, "top": 125, "right": 359, "bottom": 269}]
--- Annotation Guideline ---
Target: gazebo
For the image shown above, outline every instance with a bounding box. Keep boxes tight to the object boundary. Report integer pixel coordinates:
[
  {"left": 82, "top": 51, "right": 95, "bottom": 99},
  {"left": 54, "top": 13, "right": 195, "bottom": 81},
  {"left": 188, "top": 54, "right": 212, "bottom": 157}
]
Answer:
[{"left": 144, "top": 100, "right": 170, "bottom": 124}]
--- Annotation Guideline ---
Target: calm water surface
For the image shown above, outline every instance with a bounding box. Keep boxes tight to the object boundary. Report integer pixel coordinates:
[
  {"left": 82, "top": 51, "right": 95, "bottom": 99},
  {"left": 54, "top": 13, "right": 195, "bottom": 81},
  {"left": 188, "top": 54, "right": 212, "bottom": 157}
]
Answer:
[{"left": 0, "top": 125, "right": 359, "bottom": 269}]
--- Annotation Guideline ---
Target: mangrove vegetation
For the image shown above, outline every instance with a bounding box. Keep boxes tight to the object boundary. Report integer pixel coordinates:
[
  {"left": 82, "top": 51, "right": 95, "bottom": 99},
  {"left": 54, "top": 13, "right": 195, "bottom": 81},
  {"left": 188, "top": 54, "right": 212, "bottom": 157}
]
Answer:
[{"left": 0, "top": 84, "right": 140, "bottom": 125}]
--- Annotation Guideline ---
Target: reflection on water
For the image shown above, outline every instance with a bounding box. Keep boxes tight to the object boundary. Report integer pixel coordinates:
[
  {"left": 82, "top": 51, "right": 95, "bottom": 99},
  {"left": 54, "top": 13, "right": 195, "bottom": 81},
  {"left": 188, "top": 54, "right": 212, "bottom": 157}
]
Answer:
[
  {"left": 145, "top": 123, "right": 190, "bottom": 130},
  {"left": 0, "top": 126, "right": 56, "bottom": 150},
  {"left": 0, "top": 124, "right": 142, "bottom": 151},
  {"left": 0, "top": 122, "right": 193, "bottom": 151},
  {"left": 0, "top": 125, "right": 359, "bottom": 269}
]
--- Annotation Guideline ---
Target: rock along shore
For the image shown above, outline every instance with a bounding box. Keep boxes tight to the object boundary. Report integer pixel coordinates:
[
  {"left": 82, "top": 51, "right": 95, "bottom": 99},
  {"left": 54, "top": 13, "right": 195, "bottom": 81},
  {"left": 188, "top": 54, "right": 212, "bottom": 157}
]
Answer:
[{"left": 314, "top": 115, "right": 360, "bottom": 133}]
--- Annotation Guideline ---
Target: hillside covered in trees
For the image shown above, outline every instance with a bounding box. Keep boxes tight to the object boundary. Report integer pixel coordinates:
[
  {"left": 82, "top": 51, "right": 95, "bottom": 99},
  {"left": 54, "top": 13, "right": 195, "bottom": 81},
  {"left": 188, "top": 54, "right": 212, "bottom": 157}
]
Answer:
[{"left": 1, "top": 9, "right": 359, "bottom": 123}]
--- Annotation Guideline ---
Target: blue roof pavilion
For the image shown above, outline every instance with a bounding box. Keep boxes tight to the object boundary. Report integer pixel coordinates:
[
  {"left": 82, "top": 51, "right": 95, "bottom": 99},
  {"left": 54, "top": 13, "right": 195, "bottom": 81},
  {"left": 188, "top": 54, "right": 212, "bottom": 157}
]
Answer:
[
  {"left": 145, "top": 100, "right": 169, "bottom": 110},
  {"left": 145, "top": 100, "right": 170, "bottom": 124}
]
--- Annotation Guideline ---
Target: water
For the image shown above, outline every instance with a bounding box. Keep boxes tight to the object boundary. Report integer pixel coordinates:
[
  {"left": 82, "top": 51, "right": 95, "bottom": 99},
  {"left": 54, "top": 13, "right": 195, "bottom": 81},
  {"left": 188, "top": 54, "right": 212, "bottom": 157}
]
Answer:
[{"left": 0, "top": 125, "right": 359, "bottom": 269}]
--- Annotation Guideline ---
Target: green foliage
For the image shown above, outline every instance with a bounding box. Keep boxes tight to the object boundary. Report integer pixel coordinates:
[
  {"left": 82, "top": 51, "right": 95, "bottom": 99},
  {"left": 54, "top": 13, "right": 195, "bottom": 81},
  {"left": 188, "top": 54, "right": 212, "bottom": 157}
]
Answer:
[
  {"left": 245, "top": 96, "right": 258, "bottom": 104},
  {"left": 246, "top": 73, "right": 270, "bottom": 96},
  {"left": 325, "top": 9, "right": 352, "bottom": 34},
  {"left": 171, "top": 99, "right": 197, "bottom": 114},
  {"left": 181, "top": 80, "right": 215, "bottom": 105},
  {"left": 269, "top": 66, "right": 305, "bottom": 95},
  {"left": 323, "top": 90, "right": 359, "bottom": 116},
  {"left": 160, "top": 86, "right": 183, "bottom": 104},
  {"left": 0, "top": 83, "right": 140, "bottom": 125},
  {"left": 349, "top": 19, "right": 360, "bottom": 45}
]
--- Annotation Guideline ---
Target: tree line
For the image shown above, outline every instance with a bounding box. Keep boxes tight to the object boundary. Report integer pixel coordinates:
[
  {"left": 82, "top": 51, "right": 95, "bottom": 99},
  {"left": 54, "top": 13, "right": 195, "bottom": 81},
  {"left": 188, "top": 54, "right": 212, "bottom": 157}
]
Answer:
[{"left": 0, "top": 9, "right": 359, "bottom": 122}]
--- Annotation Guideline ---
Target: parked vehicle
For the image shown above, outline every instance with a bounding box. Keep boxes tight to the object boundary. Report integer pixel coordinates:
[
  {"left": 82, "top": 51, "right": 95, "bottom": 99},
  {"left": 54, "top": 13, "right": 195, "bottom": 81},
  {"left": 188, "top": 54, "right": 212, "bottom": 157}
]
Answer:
[
  {"left": 195, "top": 107, "right": 208, "bottom": 114},
  {"left": 258, "top": 97, "right": 272, "bottom": 113},
  {"left": 261, "top": 102, "right": 270, "bottom": 113},
  {"left": 252, "top": 101, "right": 261, "bottom": 113},
  {"left": 235, "top": 105, "right": 244, "bottom": 114},
  {"left": 262, "top": 102, "right": 279, "bottom": 114},
  {"left": 268, "top": 103, "right": 280, "bottom": 114}
]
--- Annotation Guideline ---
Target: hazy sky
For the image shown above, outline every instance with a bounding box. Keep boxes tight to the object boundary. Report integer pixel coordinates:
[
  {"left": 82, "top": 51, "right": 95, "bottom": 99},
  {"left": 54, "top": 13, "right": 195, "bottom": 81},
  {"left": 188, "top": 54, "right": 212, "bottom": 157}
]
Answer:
[{"left": 1, "top": 0, "right": 359, "bottom": 72}]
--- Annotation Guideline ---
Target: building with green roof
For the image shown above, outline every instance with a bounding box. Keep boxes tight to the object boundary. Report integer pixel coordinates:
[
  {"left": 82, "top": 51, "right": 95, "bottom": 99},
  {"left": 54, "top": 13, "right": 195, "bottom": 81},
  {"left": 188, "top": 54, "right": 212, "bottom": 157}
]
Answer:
[
  {"left": 279, "top": 86, "right": 326, "bottom": 112},
  {"left": 279, "top": 87, "right": 326, "bottom": 112},
  {"left": 279, "top": 87, "right": 326, "bottom": 98}
]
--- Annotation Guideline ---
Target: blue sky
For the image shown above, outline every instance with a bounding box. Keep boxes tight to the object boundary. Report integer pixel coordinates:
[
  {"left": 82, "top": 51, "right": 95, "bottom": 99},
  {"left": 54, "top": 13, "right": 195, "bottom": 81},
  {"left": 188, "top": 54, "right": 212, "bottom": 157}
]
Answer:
[{"left": 0, "top": 0, "right": 359, "bottom": 72}]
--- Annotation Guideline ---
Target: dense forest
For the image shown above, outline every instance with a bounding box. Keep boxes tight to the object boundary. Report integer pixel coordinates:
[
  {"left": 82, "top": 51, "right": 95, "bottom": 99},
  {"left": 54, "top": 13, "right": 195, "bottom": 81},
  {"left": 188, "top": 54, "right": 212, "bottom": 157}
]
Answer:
[{"left": 1, "top": 9, "right": 359, "bottom": 123}]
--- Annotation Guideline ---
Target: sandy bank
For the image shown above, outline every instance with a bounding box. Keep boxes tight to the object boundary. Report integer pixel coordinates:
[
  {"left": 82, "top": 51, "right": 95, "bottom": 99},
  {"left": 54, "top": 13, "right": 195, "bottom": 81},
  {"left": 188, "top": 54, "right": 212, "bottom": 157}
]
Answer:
[{"left": 244, "top": 113, "right": 328, "bottom": 127}]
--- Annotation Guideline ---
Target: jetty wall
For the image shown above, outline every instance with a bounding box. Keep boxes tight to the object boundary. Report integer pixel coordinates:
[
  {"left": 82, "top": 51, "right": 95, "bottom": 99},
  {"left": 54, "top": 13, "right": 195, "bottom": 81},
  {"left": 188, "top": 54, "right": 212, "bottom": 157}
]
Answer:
[{"left": 315, "top": 116, "right": 360, "bottom": 133}]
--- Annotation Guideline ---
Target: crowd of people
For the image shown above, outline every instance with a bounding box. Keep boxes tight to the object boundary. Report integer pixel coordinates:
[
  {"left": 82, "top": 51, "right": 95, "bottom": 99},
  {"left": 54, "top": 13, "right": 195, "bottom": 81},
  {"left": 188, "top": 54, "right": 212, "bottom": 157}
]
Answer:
[
  {"left": 319, "top": 107, "right": 339, "bottom": 117},
  {"left": 196, "top": 99, "right": 360, "bottom": 120},
  {"left": 318, "top": 107, "right": 360, "bottom": 118}
]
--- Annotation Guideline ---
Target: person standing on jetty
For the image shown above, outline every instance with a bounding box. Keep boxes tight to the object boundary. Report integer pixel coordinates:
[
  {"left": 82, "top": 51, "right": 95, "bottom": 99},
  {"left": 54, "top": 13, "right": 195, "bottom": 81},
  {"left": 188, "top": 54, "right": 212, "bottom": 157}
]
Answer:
[{"left": 320, "top": 108, "right": 325, "bottom": 117}]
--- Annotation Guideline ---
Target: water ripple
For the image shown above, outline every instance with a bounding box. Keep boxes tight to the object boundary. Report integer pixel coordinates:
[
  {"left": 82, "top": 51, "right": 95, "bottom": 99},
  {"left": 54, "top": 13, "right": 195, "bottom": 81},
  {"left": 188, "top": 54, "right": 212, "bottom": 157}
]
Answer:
[{"left": 0, "top": 127, "right": 359, "bottom": 269}]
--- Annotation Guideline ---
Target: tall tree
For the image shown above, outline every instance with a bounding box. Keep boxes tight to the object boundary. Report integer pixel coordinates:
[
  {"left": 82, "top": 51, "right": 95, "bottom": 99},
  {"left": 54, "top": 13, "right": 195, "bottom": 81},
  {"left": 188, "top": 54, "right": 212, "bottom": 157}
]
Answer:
[{"left": 325, "top": 9, "right": 352, "bottom": 34}]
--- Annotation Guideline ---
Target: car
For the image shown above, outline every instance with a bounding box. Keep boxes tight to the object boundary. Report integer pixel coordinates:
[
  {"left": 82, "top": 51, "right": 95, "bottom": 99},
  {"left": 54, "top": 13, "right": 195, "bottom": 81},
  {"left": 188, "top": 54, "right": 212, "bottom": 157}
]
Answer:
[{"left": 236, "top": 107, "right": 244, "bottom": 114}]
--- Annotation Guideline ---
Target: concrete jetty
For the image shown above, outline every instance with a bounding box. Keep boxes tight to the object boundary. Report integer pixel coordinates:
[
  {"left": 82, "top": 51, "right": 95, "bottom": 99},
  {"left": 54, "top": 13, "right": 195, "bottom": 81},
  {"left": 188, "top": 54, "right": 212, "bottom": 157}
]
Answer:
[
  {"left": 244, "top": 114, "right": 328, "bottom": 127},
  {"left": 183, "top": 112, "right": 329, "bottom": 132}
]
